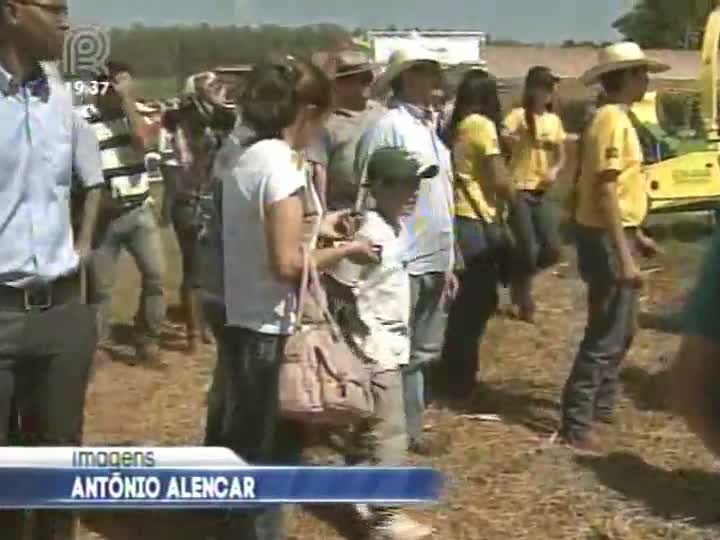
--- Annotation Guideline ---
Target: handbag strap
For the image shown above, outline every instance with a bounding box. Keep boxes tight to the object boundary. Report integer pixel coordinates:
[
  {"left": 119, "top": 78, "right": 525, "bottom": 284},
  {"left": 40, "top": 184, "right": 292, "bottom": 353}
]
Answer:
[{"left": 293, "top": 246, "right": 313, "bottom": 332}]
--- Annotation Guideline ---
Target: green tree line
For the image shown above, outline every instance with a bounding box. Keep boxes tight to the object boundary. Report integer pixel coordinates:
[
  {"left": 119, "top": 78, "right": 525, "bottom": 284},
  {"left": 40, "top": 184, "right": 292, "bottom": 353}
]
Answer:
[
  {"left": 614, "top": 0, "right": 718, "bottom": 49},
  {"left": 108, "top": 23, "right": 351, "bottom": 81}
]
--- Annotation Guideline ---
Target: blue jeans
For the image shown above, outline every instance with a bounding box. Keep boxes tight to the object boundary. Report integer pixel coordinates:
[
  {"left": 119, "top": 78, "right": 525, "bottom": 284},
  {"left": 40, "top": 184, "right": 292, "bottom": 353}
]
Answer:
[
  {"left": 561, "top": 225, "right": 639, "bottom": 437},
  {"left": 442, "top": 217, "right": 504, "bottom": 399},
  {"left": 90, "top": 202, "right": 166, "bottom": 346},
  {"left": 403, "top": 273, "right": 449, "bottom": 444},
  {"left": 219, "top": 326, "right": 304, "bottom": 540}
]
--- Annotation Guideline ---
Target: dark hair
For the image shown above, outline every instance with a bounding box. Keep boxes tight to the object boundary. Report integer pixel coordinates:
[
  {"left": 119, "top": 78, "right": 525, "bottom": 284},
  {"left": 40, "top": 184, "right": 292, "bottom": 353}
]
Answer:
[
  {"left": 96, "top": 60, "right": 132, "bottom": 82},
  {"left": 522, "top": 66, "right": 557, "bottom": 141},
  {"left": 240, "top": 56, "right": 333, "bottom": 142},
  {"left": 447, "top": 70, "right": 505, "bottom": 153}
]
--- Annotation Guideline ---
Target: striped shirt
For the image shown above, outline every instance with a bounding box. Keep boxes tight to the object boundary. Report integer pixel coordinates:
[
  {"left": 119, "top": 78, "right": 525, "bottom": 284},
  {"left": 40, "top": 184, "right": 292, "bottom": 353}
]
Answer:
[{"left": 80, "top": 104, "right": 149, "bottom": 203}]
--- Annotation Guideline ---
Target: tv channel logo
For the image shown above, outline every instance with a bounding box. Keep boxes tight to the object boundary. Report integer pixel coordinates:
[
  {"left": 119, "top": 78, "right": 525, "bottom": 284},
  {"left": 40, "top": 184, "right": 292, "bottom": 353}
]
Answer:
[{"left": 63, "top": 25, "right": 110, "bottom": 78}]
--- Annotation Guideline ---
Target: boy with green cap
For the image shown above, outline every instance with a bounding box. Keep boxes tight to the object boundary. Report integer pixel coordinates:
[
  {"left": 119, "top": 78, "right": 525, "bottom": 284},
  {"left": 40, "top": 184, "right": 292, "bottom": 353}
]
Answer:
[{"left": 328, "top": 147, "right": 437, "bottom": 540}]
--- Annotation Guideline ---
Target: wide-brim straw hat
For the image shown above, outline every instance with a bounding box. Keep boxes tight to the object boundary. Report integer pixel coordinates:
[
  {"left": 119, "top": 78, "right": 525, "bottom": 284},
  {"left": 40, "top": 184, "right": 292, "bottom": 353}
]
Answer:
[
  {"left": 580, "top": 41, "right": 670, "bottom": 86},
  {"left": 334, "top": 49, "right": 377, "bottom": 78},
  {"left": 373, "top": 44, "right": 441, "bottom": 95}
]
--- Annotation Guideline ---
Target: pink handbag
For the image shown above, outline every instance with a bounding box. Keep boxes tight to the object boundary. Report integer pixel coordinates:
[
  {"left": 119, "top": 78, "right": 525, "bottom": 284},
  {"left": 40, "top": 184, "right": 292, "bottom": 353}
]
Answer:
[{"left": 279, "top": 247, "right": 374, "bottom": 426}]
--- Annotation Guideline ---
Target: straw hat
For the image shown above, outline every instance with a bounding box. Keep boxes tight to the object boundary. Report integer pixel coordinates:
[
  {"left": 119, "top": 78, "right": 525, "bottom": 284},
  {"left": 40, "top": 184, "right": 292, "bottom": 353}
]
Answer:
[
  {"left": 580, "top": 41, "right": 670, "bottom": 86},
  {"left": 334, "top": 49, "right": 376, "bottom": 78},
  {"left": 373, "top": 44, "right": 441, "bottom": 95}
]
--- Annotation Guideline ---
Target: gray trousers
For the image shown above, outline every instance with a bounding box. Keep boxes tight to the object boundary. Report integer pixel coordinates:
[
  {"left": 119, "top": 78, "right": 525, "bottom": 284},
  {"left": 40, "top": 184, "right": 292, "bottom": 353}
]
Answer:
[
  {"left": 0, "top": 294, "right": 96, "bottom": 539},
  {"left": 403, "top": 273, "right": 449, "bottom": 443},
  {"left": 90, "top": 202, "right": 166, "bottom": 346},
  {"left": 561, "top": 225, "right": 639, "bottom": 437},
  {"left": 508, "top": 191, "right": 562, "bottom": 275}
]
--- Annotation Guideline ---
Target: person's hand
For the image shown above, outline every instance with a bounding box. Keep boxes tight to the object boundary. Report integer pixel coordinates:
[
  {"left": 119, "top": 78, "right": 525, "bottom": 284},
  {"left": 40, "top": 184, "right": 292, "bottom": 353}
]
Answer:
[
  {"left": 636, "top": 230, "right": 663, "bottom": 258},
  {"left": 443, "top": 270, "right": 459, "bottom": 301},
  {"left": 619, "top": 257, "right": 643, "bottom": 288},
  {"left": 546, "top": 166, "right": 561, "bottom": 183},
  {"left": 112, "top": 72, "right": 135, "bottom": 98},
  {"left": 76, "top": 240, "right": 93, "bottom": 263},
  {"left": 320, "top": 209, "right": 359, "bottom": 241},
  {"left": 345, "top": 238, "right": 381, "bottom": 265}
]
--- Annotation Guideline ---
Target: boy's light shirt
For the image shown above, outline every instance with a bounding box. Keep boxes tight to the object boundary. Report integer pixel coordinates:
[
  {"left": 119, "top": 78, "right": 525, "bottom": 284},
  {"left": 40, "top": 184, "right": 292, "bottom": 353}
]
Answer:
[{"left": 330, "top": 211, "right": 411, "bottom": 371}]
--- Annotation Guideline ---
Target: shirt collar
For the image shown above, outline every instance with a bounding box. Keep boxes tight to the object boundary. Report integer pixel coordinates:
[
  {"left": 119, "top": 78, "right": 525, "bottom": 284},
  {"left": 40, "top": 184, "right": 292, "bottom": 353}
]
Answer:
[
  {"left": 0, "top": 60, "right": 50, "bottom": 100},
  {"left": 397, "top": 100, "right": 434, "bottom": 123}
]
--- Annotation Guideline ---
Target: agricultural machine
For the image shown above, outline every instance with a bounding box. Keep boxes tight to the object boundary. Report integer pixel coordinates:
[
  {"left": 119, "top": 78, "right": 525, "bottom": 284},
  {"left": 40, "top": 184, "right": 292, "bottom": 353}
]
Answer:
[{"left": 630, "top": 6, "right": 720, "bottom": 217}]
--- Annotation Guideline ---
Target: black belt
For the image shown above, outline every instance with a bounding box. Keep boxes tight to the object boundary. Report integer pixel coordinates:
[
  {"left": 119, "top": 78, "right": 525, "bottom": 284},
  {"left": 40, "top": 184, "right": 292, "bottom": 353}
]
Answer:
[{"left": 0, "top": 272, "right": 82, "bottom": 311}]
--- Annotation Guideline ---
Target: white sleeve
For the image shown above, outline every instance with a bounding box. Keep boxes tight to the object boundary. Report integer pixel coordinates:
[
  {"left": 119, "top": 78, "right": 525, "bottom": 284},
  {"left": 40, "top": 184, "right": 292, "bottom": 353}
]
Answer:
[
  {"left": 329, "top": 216, "right": 382, "bottom": 287},
  {"left": 263, "top": 160, "right": 305, "bottom": 206}
]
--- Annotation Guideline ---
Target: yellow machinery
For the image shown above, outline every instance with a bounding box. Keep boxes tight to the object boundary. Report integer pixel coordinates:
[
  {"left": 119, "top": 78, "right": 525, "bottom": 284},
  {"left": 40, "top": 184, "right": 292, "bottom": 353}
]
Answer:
[{"left": 632, "top": 7, "right": 720, "bottom": 215}]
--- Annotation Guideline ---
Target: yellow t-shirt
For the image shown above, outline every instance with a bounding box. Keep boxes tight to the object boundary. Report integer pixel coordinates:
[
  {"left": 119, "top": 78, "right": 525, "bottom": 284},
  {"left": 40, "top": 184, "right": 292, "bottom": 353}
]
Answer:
[
  {"left": 575, "top": 104, "right": 647, "bottom": 228},
  {"left": 453, "top": 114, "right": 503, "bottom": 223},
  {"left": 504, "top": 108, "right": 567, "bottom": 191}
]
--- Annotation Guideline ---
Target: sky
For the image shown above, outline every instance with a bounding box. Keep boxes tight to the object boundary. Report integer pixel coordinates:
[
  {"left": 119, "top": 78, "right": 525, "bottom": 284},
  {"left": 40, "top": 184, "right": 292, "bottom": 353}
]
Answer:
[{"left": 69, "top": 0, "right": 630, "bottom": 43}]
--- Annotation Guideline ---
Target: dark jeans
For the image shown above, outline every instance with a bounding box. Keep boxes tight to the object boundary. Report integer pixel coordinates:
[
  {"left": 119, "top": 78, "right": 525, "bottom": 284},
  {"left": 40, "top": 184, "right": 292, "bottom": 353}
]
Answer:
[
  {"left": 202, "top": 294, "right": 225, "bottom": 447},
  {"left": 508, "top": 190, "right": 561, "bottom": 276},
  {"left": 0, "top": 296, "right": 96, "bottom": 539},
  {"left": 171, "top": 197, "right": 203, "bottom": 291},
  {"left": 219, "top": 326, "right": 304, "bottom": 540},
  {"left": 561, "top": 225, "right": 639, "bottom": 437},
  {"left": 441, "top": 217, "right": 504, "bottom": 400}
]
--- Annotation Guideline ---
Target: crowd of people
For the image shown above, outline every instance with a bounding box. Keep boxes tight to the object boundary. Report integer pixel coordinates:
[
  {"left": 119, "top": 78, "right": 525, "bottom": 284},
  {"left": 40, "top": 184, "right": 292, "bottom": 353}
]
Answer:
[{"left": 2, "top": 1, "right": 720, "bottom": 540}]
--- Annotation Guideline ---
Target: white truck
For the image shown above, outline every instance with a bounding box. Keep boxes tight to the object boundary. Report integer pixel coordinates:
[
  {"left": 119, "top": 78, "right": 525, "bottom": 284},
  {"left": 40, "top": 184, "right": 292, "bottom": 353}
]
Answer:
[{"left": 365, "top": 30, "right": 488, "bottom": 68}]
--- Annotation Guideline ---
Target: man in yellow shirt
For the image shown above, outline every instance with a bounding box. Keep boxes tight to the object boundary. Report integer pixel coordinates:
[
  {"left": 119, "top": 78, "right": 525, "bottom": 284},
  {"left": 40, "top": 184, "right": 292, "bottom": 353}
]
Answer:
[{"left": 560, "top": 43, "right": 668, "bottom": 453}]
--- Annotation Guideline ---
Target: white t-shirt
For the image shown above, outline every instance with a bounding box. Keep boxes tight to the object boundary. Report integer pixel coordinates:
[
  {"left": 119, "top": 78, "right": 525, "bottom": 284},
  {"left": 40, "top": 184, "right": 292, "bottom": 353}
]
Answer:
[
  {"left": 329, "top": 211, "right": 411, "bottom": 371},
  {"left": 222, "top": 138, "right": 308, "bottom": 335}
]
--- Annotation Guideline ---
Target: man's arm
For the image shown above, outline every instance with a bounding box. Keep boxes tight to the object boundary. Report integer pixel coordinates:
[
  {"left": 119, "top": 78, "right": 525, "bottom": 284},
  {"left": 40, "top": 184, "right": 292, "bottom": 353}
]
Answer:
[
  {"left": 113, "top": 73, "right": 157, "bottom": 152},
  {"left": 72, "top": 111, "right": 104, "bottom": 259},
  {"left": 670, "top": 336, "right": 720, "bottom": 456},
  {"left": 670, "top": 230, "right": 720, "bottom": 457}
]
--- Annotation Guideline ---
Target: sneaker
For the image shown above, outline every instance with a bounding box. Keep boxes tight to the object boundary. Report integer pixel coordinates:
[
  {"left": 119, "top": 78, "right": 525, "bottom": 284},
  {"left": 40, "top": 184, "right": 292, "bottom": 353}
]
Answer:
[
  {"left": 187, "top": 336, "right": 200, "bottom": 355},
  {"left": 370, "top": 512, "right": 434, "bottom": 540},
  {"left": 409, "top": 434, "right": 447, "bottom": 457},
  {"left": 202, "top": 328, "right": 215, "bottom": 345},
  {"left": 594, "top": 411, "right": 615, "bottom": 425},
  {"left": 559, "top": 430, "right": 603, "bottom": 456},
  {"left": 137, "top": 342, "right": 162, "bottom": 364},
  {"left": 353, "top": 503, "right": 373, "bottom": 522}
]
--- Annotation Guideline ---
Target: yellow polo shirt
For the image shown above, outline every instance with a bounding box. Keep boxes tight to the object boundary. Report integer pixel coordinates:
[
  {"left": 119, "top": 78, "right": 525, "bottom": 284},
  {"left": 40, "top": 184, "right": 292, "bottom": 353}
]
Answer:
[
  {"left": 453, "top": 114, "right": 503, "bottom": 223},
  {"left": 575, "top": 104, "right": 647, "bottom": 228},
  {"left": 504, "top": 108, "right": 566, "bottom": 191}
]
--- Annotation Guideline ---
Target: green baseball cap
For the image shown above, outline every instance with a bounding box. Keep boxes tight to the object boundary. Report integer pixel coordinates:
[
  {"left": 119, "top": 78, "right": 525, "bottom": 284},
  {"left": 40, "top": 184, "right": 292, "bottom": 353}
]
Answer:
[{"left": 367, "top": 147, "right": 439, "bottom": 184}]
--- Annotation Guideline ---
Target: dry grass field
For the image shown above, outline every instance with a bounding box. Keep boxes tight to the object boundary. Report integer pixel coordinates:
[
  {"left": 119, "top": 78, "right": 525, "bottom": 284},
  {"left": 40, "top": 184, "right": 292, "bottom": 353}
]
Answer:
[{"left": 69, "top": 187, "right": 720, "bottom": 539}]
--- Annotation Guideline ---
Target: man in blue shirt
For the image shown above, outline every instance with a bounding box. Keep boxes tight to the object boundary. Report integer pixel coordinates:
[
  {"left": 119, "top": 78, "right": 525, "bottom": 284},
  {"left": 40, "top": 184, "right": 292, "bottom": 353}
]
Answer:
[
  {"left": 0, "top": 0, "right": 103, "bottom": 538},
  {"left": 355, "top": 45, "right": 458, "bottom": 456}
]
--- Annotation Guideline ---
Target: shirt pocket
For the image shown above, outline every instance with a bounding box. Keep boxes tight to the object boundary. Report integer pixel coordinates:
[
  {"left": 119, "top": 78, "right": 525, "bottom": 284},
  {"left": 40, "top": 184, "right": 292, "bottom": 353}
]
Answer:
[{"left": 43, "top": 115, "right": 73, "bottom": 198}]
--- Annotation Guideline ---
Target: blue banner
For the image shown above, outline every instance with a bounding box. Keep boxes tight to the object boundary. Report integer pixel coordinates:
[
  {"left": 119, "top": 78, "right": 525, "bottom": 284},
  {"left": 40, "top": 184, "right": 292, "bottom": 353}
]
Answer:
[{"left": 0, "top": 467, "right": 442, "bottom": 509}]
